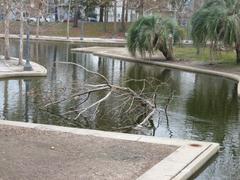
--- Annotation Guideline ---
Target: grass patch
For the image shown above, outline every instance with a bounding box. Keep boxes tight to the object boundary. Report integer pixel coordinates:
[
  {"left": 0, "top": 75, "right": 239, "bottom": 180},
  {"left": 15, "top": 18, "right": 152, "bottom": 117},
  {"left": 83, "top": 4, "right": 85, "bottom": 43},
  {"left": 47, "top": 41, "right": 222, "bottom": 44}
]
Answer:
[
  {"left": 174, "top": 47, "right": 236, "bottom": 63},
  {"left": 0, "top": 21, "right": 132, "bottom": 38}
]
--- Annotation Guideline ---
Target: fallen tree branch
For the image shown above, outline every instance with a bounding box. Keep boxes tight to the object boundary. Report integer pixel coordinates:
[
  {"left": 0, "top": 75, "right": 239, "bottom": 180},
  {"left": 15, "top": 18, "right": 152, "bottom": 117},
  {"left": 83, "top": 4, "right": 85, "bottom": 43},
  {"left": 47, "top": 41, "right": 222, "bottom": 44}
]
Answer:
[{"left": 38, "top": 61, "right": 173, "bottom": 132}]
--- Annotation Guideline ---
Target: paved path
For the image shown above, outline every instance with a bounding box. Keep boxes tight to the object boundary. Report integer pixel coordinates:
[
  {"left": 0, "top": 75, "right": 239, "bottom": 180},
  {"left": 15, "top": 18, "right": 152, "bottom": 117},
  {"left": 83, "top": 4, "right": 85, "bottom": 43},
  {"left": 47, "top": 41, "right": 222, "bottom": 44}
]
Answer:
[
  {"left": 0, "top": 120, "right": 219, "bottom": 180},
  {"left": 0, "top": 34, "right": 126, "bottom": 47},
  {"left": 0, "top": 56, "right": 47, "bottom": 79},
  {"left": 0, "top": 124, "right": 177, "bottom": 180}
]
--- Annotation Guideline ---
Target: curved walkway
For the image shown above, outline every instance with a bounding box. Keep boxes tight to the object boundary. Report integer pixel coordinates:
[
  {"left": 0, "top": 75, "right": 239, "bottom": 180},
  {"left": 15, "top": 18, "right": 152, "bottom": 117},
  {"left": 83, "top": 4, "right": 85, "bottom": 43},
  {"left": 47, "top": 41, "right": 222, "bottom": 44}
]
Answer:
[
  {"left": 0, "top": 34, "right": 126, "bottom": 47},
  {"left": 72, "top": 47, "right": 240, "bottom": 96},
  {"left": 0, "top": 56, "right": 47, "bottom": 79}
]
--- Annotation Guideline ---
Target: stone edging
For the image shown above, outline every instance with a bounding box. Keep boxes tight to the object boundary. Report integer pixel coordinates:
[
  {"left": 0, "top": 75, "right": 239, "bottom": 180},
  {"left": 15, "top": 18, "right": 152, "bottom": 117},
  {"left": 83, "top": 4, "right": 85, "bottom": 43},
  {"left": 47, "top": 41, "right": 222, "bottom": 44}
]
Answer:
[
  {"left": 72, "top": 47, "right": 240, "bottom": 96},
  {"left": 0, "top": 120, "right": 219, "bottom": 180},
  {"left": 0, "top": 34, "right": 126, "bottom": 47},
  {"left": 0, "top": 57, "right": 47, "bottom": 79}
]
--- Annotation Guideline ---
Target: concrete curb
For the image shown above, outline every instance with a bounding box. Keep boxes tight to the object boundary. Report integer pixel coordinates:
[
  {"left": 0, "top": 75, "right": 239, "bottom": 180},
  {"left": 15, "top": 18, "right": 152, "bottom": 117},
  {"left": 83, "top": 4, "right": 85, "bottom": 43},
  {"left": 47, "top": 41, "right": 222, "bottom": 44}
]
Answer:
[
  {"left": 72, "top": 47, "right": 240, "bottom": 96},
  {"left": 0, "top": 120, "right": 220, "bottom": 180},
  {"left": 0, "top": 34, "right": 126, "bottom": 47},
  {"left": 0, "top": 57, "right": 47, "bottom": 79}
]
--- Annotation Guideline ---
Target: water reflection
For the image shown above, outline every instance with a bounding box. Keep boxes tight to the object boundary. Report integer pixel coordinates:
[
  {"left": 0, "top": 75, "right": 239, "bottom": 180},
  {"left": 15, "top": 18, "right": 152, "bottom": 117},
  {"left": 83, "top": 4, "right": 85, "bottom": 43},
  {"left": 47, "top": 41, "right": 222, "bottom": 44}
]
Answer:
[
  {"left": 3, "top": 81, "right": 8, "bottom": 120},
  {"left": 0, "top": 40, "right": 239, "bottom": 179}
]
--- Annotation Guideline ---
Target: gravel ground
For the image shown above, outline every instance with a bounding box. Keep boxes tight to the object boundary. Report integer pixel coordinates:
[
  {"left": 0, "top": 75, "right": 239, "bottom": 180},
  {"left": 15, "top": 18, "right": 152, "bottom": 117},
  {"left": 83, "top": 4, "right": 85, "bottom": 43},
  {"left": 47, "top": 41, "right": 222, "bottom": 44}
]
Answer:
[{"left": 0, "top": 125, "right": 178, "bottom": 180}]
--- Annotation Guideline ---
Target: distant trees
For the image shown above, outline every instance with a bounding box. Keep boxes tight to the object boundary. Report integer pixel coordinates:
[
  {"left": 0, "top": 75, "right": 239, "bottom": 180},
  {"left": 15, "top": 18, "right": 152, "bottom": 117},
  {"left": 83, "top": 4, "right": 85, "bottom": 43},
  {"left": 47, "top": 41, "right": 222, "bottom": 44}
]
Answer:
[
  {"left": 70, "top": 0, "right": 113, "bottom": 27},
  {"left": 191, "top": 0, "right": 240, "bottom": 63}
]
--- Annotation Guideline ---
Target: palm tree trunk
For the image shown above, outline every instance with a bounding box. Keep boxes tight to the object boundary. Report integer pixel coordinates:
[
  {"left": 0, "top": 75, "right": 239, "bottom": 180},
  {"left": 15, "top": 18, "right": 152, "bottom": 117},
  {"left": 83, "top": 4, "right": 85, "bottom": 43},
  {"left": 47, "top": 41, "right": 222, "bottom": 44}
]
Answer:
[
  {"left": 160, "top": 48, "right": 175, "bottom": 61},
  {"left": 159, "top": 44, "right": 175, "bottom": 61},
  {"left": 236, "top": 43, "right": 240, "bottom": 64}
]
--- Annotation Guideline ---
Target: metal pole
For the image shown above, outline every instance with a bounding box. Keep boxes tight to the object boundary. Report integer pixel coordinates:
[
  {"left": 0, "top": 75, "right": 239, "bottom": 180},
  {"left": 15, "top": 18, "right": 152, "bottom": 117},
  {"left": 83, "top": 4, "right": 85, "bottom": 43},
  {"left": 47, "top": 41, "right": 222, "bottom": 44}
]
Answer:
[{"left": 24, "top": 29, "right": 33, "bottom": 71}]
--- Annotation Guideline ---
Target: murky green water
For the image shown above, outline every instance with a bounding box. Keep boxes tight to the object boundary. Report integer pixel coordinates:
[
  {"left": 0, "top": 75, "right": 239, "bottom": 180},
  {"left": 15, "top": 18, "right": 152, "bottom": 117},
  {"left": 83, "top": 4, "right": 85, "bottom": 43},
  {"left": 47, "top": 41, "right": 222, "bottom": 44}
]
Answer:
[{"left": 0, "top": 40, "right": 239, "bottom": 179}]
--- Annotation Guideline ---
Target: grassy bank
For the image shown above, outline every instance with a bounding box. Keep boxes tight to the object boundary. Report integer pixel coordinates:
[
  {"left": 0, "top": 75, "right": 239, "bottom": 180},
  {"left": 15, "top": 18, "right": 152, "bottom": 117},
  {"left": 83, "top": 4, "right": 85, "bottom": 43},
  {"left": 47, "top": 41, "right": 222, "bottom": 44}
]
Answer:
[
  {"left": 0, "top": 21, "right": 131, "bottom": 38},
  {"left": 174, "top": 47, "right": 236, "bottom": 63}
]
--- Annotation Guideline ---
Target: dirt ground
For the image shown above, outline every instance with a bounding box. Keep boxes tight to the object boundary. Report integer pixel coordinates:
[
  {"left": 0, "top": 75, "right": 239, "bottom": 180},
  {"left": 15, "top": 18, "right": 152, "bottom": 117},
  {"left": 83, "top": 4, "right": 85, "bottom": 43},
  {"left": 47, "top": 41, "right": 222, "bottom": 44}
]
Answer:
[{"left": 0, "top": 125, "right": 178, "bottom": 180}]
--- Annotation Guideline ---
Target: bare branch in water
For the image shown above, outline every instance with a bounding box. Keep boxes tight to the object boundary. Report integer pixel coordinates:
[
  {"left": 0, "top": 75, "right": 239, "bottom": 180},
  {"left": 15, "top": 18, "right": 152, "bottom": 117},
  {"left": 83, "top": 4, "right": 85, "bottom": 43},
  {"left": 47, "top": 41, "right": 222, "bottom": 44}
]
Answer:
[{"left": 38, "top": 61, "right": 173, "bottom": 131}]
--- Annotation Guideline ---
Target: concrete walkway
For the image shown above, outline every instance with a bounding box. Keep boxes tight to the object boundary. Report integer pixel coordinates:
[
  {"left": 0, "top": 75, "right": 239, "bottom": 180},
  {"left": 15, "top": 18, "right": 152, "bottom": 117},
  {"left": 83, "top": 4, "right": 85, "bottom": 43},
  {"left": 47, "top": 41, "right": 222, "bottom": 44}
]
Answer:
[
  {"left": 0, "top": 120, "right": 219, "bottom": 180},
  {"left": 72, "top": 46, "right": 240, "bottom": 96},
  {"left": 0, "top": 56, "right": 47, "bottom": 79},
  {"left": 0, "top": 34, "right": 126, "bottom": 47}
]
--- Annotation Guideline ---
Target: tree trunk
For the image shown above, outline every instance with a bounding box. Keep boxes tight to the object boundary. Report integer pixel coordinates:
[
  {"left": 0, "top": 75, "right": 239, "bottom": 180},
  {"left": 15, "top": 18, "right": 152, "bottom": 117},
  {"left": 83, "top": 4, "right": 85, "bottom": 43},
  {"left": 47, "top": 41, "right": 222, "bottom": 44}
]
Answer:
[
  {"left": 121, "top": 0, "right": 126, "bottom": 31},
  {"left": 99, "top": 5, "right": 104, "bottom": 22},
  {"left": 73, "top": 4, "right": 79, "bottom": 27},
  {"left": 139, "top": 0, "right": 144, "bottom": 18},
  {"left": 54, "top": 0, "right": 59, "bottom": 22},
  {"left": 4, "top": 2, "right": 10, "bottom": 60},
  {"left": 125, "top": 0, "right": 128, "bottom": 23},
  {"left": 104, "top": 6, "right": 108, "bottom": 32},
  {"left": 36, "top": 9, "right": 41, "bottom": 38},
  {"left": 67, "top": 0, "right": 71, "bottom": 39},
  {"left": 236, "top": 43, "right": 240, "bottom": 64},
  {"left": 159, "top": 41, "right": 175, "bottom": 61},
  {"left": 113, "top": 0, "right": 117, "bottom": 35},
  {"left": 19, "top": 2, "right": 24, "bottom": 65},
  {"left": 160, "top": 48, "right": 175, "bottom": 61}
]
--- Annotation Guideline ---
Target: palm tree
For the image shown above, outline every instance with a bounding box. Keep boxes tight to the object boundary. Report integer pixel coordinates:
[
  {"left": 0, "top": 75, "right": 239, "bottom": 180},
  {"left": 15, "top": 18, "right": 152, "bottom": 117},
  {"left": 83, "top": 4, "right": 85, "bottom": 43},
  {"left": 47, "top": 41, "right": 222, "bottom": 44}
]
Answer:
[
  {"left": 191, "top": 0, "right": 240, "bottom": 63},
  {"left": 127, "top": 16, "right": 180, "bottom": 61}
]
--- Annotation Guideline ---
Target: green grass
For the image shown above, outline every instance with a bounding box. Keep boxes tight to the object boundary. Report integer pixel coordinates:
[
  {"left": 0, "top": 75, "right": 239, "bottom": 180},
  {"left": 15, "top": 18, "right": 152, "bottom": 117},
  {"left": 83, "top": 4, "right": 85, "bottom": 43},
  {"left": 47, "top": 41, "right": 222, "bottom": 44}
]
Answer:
[
  {"left": 174, "top": 47, "right": 236, "bottom": 63},
  {"left": 0, "top": 21, "right": 132, "bottom": 38}
]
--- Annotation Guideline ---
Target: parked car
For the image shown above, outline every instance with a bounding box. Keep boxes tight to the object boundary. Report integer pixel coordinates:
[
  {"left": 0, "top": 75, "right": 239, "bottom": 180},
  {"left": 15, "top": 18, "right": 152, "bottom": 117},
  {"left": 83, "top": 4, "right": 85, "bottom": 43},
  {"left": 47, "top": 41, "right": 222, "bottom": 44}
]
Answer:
[
  {"left": 27, "top": 16, "right": 50, "bottom": 23},
  {"left": 88, "top": 17, "right": 97, "bottom": 22},
  {"left": 63, "top": 18, "right": 74, "bottom": 23},
  {"left": 46, "top": 15, "right": 56, "bottom": 22}
]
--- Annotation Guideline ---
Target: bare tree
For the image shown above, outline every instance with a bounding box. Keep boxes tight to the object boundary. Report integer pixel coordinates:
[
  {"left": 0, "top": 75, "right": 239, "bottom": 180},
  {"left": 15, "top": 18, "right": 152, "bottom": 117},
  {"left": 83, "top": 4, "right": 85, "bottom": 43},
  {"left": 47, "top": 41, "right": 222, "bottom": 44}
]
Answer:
[
  {"left": 121, "top": 0, "right": 126, "bottom": 31},
  {"left": 35, "top": 0, "right": 46, "bottom": 38},
  {"left": 67, "top": 0, "right": 72, "bottom": 39},
  {"left": 125, "top": 0, "right": 128, "bottom": 22},
  {"left": 18, "top": 0, "right": 24, "bottom": 65},
  {"left": 2, "top": 0, "right": 11, "bottom": 60}
]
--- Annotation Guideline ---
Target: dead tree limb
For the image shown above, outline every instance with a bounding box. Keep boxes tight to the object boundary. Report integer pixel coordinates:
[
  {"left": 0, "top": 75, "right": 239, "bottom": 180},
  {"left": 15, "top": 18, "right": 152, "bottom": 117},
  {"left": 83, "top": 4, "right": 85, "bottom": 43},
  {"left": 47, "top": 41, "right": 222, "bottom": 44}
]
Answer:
[{"left": 38, "top": 61, "right": 173, "bottom": 131}]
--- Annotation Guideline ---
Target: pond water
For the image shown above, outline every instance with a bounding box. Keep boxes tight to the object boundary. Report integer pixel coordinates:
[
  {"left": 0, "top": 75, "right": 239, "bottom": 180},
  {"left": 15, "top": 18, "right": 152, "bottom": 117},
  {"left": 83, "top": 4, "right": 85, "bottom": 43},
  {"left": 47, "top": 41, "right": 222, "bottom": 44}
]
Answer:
[{"left": 0, "top": 40, "right": 239, "bottom": 179}]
